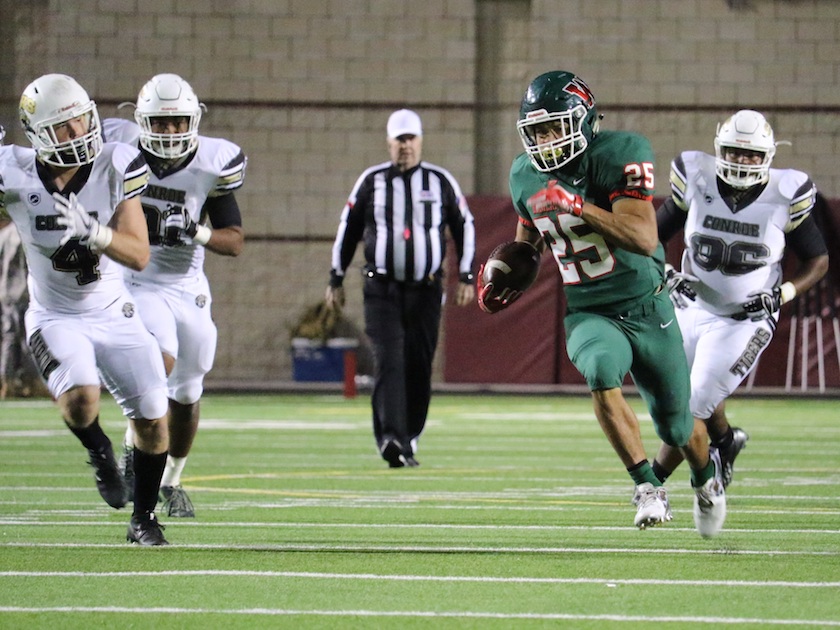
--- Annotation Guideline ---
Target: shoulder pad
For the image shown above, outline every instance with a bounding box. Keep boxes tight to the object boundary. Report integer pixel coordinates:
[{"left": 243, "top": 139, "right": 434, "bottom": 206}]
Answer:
[{"left": 775, "top": 169, "right": 815, "bottom": 228}]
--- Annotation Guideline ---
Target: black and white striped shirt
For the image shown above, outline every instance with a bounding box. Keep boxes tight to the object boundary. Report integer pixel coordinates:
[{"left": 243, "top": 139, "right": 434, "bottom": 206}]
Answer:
[{"left": 330, "top": 160, "right": 475, "bottom": 285}]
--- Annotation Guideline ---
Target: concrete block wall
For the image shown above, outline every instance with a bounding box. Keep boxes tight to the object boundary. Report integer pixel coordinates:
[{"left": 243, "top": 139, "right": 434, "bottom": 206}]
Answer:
[{"left": 1, "top": 0, "right": 838, "bottom": 384}]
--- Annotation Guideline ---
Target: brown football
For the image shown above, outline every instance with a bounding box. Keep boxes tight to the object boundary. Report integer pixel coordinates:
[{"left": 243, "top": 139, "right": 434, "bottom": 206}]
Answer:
[{"left": 482, "top": 241, "right": 541, "bottom": 292}]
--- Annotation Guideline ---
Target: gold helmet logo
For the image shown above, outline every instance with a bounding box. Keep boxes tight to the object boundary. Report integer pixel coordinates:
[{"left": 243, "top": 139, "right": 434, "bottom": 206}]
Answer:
[{"left": 20, "top": 94, "right": 36, "bottom": 115}]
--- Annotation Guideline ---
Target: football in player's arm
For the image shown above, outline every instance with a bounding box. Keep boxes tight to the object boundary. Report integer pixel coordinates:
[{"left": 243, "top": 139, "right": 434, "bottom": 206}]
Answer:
[{"left": 479, "top": 70, "right": 727, "bottom": 537}]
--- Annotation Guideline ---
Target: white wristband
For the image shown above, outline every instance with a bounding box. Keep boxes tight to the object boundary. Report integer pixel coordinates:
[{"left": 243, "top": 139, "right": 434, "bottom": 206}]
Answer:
[
  {"left": 779, "top": 281, "right": 796, "bottom": 305},
  {"left": 193, "top": 224, "right": 212, "bottom": 245},
  {"left": 90, "top": 224, "right": 113, "bottom": 250}
]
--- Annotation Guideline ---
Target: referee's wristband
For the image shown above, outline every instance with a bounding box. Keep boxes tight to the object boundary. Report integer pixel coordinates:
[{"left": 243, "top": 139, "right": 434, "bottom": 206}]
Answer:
[
  {"left": 193, "top": 224, "right": 212, "bottom": 245},
  {"left": 779, "top": 281, "right": 796, "bottom": 305}
]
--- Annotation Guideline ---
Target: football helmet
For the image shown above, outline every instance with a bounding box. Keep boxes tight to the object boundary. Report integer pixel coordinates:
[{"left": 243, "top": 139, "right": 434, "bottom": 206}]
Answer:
[
  {"left": 19, "top": 74, "right": 102, "bottom": 167},
  {"left": 517, "top": 71, "right": 601, "bottom": 172},
  {"left": 134, "top": 73, "right": 203, "bottom": 160},
  {"left": 714, "top": 109, "right": 776, "bottom": 189}
]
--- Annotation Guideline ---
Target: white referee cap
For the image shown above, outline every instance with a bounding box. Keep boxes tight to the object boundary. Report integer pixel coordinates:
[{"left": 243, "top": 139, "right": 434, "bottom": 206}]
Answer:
[{"left": 387, "top": 109, "right": 422, "bottom": 139}]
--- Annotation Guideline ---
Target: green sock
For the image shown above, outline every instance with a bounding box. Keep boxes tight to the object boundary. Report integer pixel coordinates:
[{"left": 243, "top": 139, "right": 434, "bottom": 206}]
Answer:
[
  {"left": 690, "top": 458, "right": 715, "bottom": 488},
  {"left": 627, "top": 460, "right": 661, "bottom": 487}
]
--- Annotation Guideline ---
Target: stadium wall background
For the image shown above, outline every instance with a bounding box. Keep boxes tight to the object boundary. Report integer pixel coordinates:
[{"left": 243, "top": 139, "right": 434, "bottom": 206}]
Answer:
[{"left": 1, "top": 0, "right": 838, "bottom": 389}]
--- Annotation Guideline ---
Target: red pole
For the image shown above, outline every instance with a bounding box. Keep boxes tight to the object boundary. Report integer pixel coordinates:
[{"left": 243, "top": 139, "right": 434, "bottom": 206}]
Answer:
[{"left": 343, "top": 349, "right": 357, "bottom": 398}]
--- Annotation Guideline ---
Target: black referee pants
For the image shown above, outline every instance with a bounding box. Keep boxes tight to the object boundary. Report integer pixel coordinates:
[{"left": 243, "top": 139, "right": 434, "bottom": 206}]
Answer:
[{"left": 363, "top": 275, "right": 442, "bottom": 457}]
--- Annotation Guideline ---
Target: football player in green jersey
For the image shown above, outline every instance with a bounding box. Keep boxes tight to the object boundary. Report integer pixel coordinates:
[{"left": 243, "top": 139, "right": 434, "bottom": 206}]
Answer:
[{"left": 480, "top": 70, "right": 726, "bottom": 537}]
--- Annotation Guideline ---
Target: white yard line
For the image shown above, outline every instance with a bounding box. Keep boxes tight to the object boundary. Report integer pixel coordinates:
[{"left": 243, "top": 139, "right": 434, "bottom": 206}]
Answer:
[
  {"left": 0, "top": 606, "right": 837, "bottom": 626},
  {"left": 1, "top": 518, "right": 839, "bottom": 536},
  {"left": 0, "top": 569, "right": 838, "bottom": 588},
  {"left": 0, "top": 541, "right": 837, "bottom": 556}
]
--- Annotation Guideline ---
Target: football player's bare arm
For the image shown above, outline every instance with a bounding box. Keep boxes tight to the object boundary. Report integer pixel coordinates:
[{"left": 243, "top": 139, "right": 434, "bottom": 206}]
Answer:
[
  {"left": 203, "top": 225, "right": 244, "bottom": 257},
  {"left": 578, "top": 196, "right": 658, "bottom": 256},
  {"left": 204, "top": 194, "right": 244, "bottom": 256},
  {"left": 785, "top": 217, "right": 829, "bottom": 297},
  {"left": 106, "top": 196, "right": 151, "bottom": 271},
  {"left": 515, "top": 221, "right": 546, "bottom": 253},
  {"left": 789, "top": 254, "right": 829, "bottom": 296}
]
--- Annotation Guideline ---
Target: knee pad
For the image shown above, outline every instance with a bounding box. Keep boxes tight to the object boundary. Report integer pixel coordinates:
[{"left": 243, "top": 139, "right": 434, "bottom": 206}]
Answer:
[
  {"left": 689, "top": 392, "right": 717, "bottom": 422},
  {"left": 566, "top": 315, "right": 631, "bottom": 391},
  {"left": 689, "top": 376, "right": 729, "bottom": 421},
  {"left": 574, "top": 346, "right": 626, "bottom": 391},
  {"left": 168, "top": 377, "right": 204, "bottom": 406},
  {"left": 651, "top": 406, "right": 694, "bottom": 448},
  {"left": 122, "top": 385, "right": 169, "bottom": 421}
]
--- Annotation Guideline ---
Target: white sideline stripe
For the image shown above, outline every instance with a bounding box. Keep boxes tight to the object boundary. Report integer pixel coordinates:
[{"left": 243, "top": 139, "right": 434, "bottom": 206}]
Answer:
[
  {"left": 1, "top": 519, "right": 838, "bottom": 536},
  {"left": 199, "top": 419, "right": 360, "bottom": 430},
  {"left": 461, "top": 412, "right": 600, "bottom": 421},
  {"left": 1, "top": 570, "right": 838, "bottom": 589},
  {"left": 0, "top": 420, "right": 363, "bottom": 436},
  {"left": 1, "top": 542, "right": 837, "bottom": 556},
  {"left": 0, "top": 606, "right": 837, "bottom": 625},
  {"left": 0, "top": 413, "right": 600, "bottom": 434},
  {"left": 0, "top": 400, "right": 54, "bottom": 408}
]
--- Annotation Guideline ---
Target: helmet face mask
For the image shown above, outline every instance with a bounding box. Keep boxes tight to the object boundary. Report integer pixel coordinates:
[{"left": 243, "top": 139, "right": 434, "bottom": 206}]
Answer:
[
  {"left": 19, "top": 74, "right": 102, "bottom": 167},
  {"left": 714, "top": 109, "right": 776, "bottom": 189},
  {"left": 518, "top": 71, "right": 600, "bottom": 173},
  {"left": 134, "top": 73, "right": 202, "bottom": 160}
]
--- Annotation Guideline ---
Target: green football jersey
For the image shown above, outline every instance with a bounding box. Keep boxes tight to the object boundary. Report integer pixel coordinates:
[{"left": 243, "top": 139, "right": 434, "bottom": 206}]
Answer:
[{"left": 509, "top": 130, "right": 666, "bottom": 314}]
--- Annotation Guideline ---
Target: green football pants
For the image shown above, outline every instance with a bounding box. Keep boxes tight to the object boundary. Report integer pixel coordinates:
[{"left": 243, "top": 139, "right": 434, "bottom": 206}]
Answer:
[{"left": 565, "top": 290, "right": 693, "bottom": 448}]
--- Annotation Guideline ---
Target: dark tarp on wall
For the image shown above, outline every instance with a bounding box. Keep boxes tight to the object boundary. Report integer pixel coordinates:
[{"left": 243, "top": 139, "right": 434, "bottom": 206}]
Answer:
[{"left": 444, "top": 194, "right": 840, "bottom": 390}]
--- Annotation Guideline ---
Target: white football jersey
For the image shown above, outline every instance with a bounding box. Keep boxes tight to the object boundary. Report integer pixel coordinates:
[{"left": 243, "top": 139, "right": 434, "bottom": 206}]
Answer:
[
  {"left": 0, "top": 142, "right": 148, "bottom": 313},
  {"left": 102, "top": 118, "right": 246, "bottom": 284},
  {"left": 670, "top": 150, "right": 815, "bottom": 316}
]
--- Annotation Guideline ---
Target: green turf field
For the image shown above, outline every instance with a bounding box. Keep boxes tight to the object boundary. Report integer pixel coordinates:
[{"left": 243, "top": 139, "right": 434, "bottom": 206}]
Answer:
[{"left": 1, "top": 393, "right": 838, "bottom": 628}]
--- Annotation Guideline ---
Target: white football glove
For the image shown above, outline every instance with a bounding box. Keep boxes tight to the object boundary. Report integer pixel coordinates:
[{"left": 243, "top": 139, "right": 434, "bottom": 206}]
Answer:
[
  {"left": 665, "top": 263, "right": 699, "bottom": 309},
  {"left": 53, "top": 192, "right": 113, "bottom": 250}
]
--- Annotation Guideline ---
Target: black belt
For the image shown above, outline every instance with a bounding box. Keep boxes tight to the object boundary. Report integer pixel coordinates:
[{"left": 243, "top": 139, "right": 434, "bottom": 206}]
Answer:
[
  {"left": 363, "top": 267, "right": 441, "bottom": 287},
  {"left": 610, "top": 284, "right": 664, "bottom": 320}
]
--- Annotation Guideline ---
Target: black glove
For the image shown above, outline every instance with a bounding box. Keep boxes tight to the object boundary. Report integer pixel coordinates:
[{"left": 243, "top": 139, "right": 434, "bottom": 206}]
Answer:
[
  {"left": 161, "top": 207, "right": 198, "bottom": 246},
  {"left": 665, "top": 264, "right": 698, "bottom": 309},
  {"left": 741, "top": 287, "right": 782, "bottom": 321}
]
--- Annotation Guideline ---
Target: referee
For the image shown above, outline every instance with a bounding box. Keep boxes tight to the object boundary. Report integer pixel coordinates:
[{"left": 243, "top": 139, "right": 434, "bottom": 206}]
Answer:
[{"left": 325, "top": 109, "right": 476, "bottom": 468}]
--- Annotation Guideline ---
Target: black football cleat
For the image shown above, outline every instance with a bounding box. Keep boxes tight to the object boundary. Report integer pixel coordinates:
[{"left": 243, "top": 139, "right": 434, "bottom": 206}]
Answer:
[
  {"left": 127, "top": 511, "right": 169, "bottom": 546},
  {"left": 381, "top": 439, "right": 405, "bottom": 468},
  {"left": 718, "top": 427, "right": 749, "bottom": 488},
  {"left": 160, "top": 485, "right": 195, "bottom": 518},
  {"left": 380, "top": 439, "right": 420, "bottom": 468},
  {"left": 87, "top": 445, "right": 129, "bottom": 509},
  {"left": 117, "top": 442, "right": 134, "bottom": 502}
]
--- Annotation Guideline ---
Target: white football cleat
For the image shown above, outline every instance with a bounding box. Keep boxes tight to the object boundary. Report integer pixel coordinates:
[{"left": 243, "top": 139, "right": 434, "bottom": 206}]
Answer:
[
  {"left": 693, "top": 447, "right": 727, "bottom": 538},
  {"left": 633, "top": 482, "right": 672, "bottom": 529}
]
